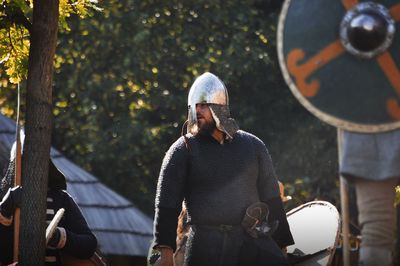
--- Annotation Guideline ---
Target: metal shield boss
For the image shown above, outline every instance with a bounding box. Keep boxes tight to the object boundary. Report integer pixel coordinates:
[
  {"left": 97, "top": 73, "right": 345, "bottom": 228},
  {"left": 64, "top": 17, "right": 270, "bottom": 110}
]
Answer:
[{"left": 277, "top": 0, "right": 400, "bottom": 132}]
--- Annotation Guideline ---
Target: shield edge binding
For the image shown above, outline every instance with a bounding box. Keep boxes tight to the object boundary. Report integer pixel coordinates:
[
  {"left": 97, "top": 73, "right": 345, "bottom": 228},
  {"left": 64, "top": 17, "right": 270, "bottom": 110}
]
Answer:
[{"left": 276, "top": 0, "right": 400, "bottom": 133}]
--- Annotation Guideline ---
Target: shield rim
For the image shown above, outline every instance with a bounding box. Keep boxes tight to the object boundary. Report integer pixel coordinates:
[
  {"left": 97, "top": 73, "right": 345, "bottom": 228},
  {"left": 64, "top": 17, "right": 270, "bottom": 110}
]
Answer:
[{"left": 277, "top": 0, "right": 400, "bottom": 133}]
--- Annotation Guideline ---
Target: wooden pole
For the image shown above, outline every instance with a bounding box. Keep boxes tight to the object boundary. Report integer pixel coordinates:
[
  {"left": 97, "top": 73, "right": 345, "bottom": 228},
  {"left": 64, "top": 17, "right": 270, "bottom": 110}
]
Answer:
[
  {"left": 337, "top": 128, "right": 350, "bottom": 266},
  {"left": 13, "top": 82, "right": 22, "bottom": 262}
]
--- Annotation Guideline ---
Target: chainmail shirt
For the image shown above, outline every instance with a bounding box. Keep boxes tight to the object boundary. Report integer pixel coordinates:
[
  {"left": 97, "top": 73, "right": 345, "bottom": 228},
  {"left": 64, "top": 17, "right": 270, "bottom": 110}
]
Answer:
[{"left": 153, "top": 130, "right": 291, "bottom": 253}]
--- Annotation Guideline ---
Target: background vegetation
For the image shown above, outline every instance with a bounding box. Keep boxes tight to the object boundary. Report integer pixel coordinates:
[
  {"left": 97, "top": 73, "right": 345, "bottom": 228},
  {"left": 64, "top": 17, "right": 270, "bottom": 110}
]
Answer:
[{"left": 1, "top": 0, "right": 342, "bottom": 216}]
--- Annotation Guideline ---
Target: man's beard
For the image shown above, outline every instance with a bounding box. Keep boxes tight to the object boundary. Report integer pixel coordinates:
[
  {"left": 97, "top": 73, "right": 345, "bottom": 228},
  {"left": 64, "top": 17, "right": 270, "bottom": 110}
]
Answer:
[{"left": 197, "top": 119, "right": 216, "bottom": 136}]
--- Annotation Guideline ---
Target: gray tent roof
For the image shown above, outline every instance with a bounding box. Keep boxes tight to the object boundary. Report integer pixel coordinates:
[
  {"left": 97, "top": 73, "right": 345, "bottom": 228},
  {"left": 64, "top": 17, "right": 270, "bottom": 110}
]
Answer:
[{"left": 0, "top": 113, "right": 153, "bottom": 256}]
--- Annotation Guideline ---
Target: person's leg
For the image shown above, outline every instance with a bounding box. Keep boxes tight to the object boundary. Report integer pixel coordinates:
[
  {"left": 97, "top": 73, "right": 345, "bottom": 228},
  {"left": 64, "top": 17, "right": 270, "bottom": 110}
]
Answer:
[{"left": 355, "top": 177, "right": 398, "bottom": 266}]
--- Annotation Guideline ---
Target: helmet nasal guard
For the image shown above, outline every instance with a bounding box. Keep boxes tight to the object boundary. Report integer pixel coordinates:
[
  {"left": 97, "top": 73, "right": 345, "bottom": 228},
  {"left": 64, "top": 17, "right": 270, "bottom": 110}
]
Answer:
[{"left": 187, "top": 72, "right": 239, "bottom": 138}]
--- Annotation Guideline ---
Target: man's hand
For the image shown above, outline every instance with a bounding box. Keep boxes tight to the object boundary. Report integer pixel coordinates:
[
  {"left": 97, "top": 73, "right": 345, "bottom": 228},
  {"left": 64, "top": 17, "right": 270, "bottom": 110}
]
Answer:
[
  {"left": 154, "top": 246, "right": 174, "bottom": 266},
  {"left": 0, "top": 186, "right": 22, "bottom": 218},
  {"left": 282, "top": 247, "right": 288, "bottom": 258},
  {"left": 48, "top": 227, "right": 67, "bottom": 249},
  {"left": 48, "top": 227, "right": 61, "bottom": 247}
]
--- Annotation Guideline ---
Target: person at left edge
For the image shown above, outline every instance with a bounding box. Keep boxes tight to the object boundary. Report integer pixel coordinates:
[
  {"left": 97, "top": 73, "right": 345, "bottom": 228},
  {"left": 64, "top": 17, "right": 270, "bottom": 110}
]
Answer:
[{"left": 0, "top": 140, "right": 97, "bottom": 265}]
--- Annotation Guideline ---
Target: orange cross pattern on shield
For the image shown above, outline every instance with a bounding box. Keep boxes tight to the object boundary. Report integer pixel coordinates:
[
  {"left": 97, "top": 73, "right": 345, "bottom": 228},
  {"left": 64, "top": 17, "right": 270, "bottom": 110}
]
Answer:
[{"left": 285, "top": 0, "right": 400, "bottom": 120}]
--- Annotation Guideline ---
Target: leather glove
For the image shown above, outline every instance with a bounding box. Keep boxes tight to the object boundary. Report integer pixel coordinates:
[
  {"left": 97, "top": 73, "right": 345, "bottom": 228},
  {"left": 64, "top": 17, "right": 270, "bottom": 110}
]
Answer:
[
  {"left": 242, "top": 202, "right": 279, "bottom": 238},
  {"left": 0, "top": 186, "right": 22, "bottom": 218},
  {"left": 48, "top": 227, "right": 67, "bottom": 249}
]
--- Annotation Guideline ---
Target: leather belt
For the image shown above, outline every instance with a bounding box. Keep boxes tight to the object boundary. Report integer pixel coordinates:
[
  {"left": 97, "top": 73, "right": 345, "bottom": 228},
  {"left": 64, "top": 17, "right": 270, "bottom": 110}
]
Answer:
[{"left": 193, "top": 224, "right": 240, "bottom": 231}]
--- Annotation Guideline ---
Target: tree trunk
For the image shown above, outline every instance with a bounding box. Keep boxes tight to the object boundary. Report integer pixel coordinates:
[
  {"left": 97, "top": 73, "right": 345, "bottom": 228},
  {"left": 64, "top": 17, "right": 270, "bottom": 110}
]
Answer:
[{"left": 19, "top": 0, "right": 59, "bottom": 264}]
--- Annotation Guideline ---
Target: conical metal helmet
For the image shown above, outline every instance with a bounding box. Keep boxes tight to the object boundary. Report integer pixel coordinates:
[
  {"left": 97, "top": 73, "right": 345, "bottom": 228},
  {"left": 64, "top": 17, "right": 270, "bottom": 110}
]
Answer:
[{"left": 187, "top": 72, "right": 239, "bottom": 138}]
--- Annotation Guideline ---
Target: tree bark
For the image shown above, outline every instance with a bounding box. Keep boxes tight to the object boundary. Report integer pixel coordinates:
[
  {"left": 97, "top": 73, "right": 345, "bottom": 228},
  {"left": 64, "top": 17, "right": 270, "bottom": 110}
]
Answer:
[{"left": 19, "top": 0, "right": 59, "bottom": 264}]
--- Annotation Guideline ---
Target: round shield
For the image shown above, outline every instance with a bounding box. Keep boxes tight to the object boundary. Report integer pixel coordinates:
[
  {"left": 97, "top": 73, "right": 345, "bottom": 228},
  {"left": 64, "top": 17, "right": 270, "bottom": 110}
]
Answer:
[
  {"left": 277, "top": 0, "right": 400, "bottom": 132},
  {"left": 286, "top": 201, "right": 340, "bottom": 266}
]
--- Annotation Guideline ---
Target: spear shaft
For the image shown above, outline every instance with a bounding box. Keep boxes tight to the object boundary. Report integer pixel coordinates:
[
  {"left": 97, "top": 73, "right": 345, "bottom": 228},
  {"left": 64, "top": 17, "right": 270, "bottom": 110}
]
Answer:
[{"left": 13, "top": 82, "right": 22, "bottom": 262}]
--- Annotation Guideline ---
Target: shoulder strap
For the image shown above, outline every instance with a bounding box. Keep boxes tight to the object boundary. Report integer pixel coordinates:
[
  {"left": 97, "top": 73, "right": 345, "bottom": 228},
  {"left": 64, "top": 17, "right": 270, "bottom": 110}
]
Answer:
[{"left": 181, "top": 120, "right": 192, "bottom": 155}]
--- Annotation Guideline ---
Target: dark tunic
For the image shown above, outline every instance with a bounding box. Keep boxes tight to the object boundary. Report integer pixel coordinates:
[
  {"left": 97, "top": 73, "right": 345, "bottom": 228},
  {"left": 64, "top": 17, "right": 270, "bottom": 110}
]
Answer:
[
  {"left": 0, "top": 189, "right": 97, "bottom": 265},
  {"left": 153, "top": 130, "right": 293, "bottom": 266}
]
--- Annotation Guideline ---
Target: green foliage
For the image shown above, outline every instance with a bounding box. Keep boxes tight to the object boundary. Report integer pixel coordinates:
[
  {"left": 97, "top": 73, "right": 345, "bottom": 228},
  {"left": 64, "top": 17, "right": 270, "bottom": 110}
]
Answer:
[
  {"left": 0, "top": 0, "right": 30, "bottom": 83},
  {"left": 283, "top": 178, "right": 313, "bottom": 210},
  {"left": 49, "top": 0, "right": 339, "bottom": 214},
  {"left": 59, "top": 0, "right": 102, "bottom": 32},
  {"left": 1, "top": 0, "right": 340, "bottom": 215},
  {"left": 282, "top": 176, "right": 340, "bottom": 212},
  {"left": 0, "top": 0, "right": 99, "bottom": 83}
]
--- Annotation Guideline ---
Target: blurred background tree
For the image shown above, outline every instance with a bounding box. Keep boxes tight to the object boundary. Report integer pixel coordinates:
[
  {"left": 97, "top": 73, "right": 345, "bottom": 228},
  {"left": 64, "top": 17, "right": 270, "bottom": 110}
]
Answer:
[{"left": 1, "top": 0, "right": 340, "bottom": 216}]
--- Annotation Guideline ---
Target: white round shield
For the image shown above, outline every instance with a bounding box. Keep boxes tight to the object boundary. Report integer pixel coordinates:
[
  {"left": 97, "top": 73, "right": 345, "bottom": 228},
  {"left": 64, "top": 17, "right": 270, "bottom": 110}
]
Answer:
[{"left": 286, "top": 201, "right": 340, "bottom": 266}]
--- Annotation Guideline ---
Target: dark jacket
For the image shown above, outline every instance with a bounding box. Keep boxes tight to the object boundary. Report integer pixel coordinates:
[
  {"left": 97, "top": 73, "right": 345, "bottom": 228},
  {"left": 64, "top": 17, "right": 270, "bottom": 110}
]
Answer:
[{"left": 0, "top": 189, "right": 97, "bottom": 265}]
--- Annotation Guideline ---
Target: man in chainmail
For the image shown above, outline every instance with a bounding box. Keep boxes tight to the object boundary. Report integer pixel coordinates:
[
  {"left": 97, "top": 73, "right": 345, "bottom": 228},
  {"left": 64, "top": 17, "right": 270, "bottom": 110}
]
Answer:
[{"left": 152, "top": 72, "right": 294, "bottom": 266}]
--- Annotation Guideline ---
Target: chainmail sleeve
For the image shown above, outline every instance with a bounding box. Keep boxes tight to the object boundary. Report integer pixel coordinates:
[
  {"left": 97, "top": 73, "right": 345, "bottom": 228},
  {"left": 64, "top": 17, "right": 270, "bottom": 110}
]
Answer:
[
  {"left": 153, "top": 136, "right": 190, "bottom": 251},
  {"left": 253, "top": 136, "right": 294, "bottom": 248},
  {"left": 252, "top": 136, "right": 280, "bottom": 202},
  {"left": 0, "top": 160, "right": 15, "bottom": 199}
]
